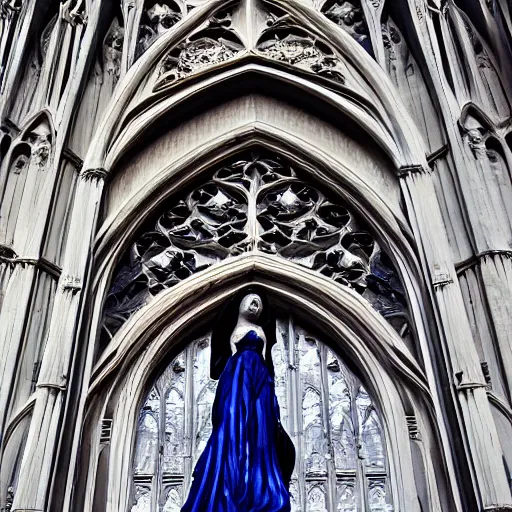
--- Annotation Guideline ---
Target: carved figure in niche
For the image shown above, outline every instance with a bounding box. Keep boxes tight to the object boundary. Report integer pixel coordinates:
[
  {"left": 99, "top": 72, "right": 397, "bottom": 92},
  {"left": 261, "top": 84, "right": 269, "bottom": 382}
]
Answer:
[
  {"left": 9, "top": 12, "right": 57, "bottom": 123},
  {"left": 182, "top": 290, "right": 295, "bottom": 512},
  {"left": 5, "top": 486, "right": 14, "bottom": 511},
  {"left": 321, "top": 1, "right": 372, "bottom": 54},
  {"left": 382, "top": 18, "right": 444, "bottom": 152},
  {"left": 137, "top": 1, "right": 182, "bottom": 58},
  {"left": 465, "top": 128, "right": 486, "bottom": 158},
  {"left": 29, "top": 130, "right": 51, "bottom": 168},
  {"left": 0, "top": 119, "right": 51, "bottom": 248},
  {"left": 104, "top": 18, "right": 124, "bottom": 77},
  {"left": 465, "top": 21, "right": 510, "bottom": 118},
  {"left": 0, "top": 0, "right": 21, "bottom": 82}
]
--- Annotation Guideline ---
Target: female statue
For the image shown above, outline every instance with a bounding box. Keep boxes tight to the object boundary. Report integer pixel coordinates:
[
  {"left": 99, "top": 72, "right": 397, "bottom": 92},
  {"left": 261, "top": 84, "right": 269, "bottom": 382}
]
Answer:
[{"left": 181, "top": 291, "right": 295, "bottom": 512}]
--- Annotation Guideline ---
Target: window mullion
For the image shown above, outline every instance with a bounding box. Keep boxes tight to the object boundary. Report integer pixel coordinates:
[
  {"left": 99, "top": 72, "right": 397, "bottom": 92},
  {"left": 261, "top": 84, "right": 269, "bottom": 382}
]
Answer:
[
  {"left": 318, "top": 342, "right": 338, "bottom": 510},
  {"left": 287, "top": 315, "right": 305, "bottom": 510},
  {"left": 157, "top": 385, "right": 166, "bottom": 512},
  {"left": 351, "top": 382, "right": 367, "bottom": 512},
  {"left": 183, "top": 343, "right": 196, "bottom": 495}
]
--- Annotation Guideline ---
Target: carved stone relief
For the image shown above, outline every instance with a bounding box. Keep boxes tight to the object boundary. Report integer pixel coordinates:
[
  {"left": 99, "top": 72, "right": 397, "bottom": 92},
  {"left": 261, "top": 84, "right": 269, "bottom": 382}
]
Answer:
[
  {"left": 0, "top": 118, "right": 52, "bottom": 251},
  {"left": 104, "top": 18, "right": 125, "bottom": 77},
  {"left": 69, "top": 17, "right": 125, "bottom": 156},
  {"left": 101, "top": 152, "right": 410, "bottom": 346},
  {"left": 155, "top": 9, "right": 244, "bottom": 90},
  {"left": 136, "top": 1, "right": 182, "bottom": 59},
  {"left": 9, "top": 2, "right": 87, "bottom": 124},
  {"left": 382, "top": 17, "right": 445, "bottom": 152},
  {"left": 461, "top": 120, "right": 512, "bottom": 250},
  {"left": 257, "top": 29, "right": 346, "bottom": 84},
  {"left": 319, "top": 0, "right": 373, "bottom": 55},
  {"left": 451, "top": 9, "right": 512, "bottom": 120},
  {"left": 468, "top": 24, "right": 510, "bottom": 117},
  {"left": 9, "top": 31, "right": 45, "bottom": 124},
  {"left": 0, "top": 0, "right": 21, "bottom": 85}
]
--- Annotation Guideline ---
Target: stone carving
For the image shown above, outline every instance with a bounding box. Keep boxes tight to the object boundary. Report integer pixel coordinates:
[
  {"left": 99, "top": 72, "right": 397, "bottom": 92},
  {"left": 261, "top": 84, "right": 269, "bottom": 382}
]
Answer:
[
  {"left": 29, "top": 132, "right": 51, "bottom": 168},
  {"left": 466, "top": 128, "right": 486, "bottom": 158},
  {"left": 461, "top": 118, "right": 512, "bottom": 253},
  {"left": 40, "top": 15, "right": 58, "bottom": 60},
  {"left": 382, "top": 17, "right": 446, "bottom": 152},
  {"left": 136, "top": 1, "right": 182, "bottom": 59},
  {"left": 0, "top": 1, "right": 21, "bottom": 18},
  {"left": 11, "top": 153, "right": 28, "bottom": 175},
  {"left": 102, "top": 153, "right": 409, "bottom": 343},
  {"left": 157, "top": 34, "right": 244, "bottom": 87},
  {"left": 101, "top": 181, "right": 248, "bottom": 341},
  {"left": 104, "top": 18, "right": 124, "bottom": 77},
  {"left": 61, "top": 0, "right": 87, "bottom": 26},
  {"left": 155, "top": 9, "right": 244, "bottom": 89},
  {"left": 484, "top": 0, "right": 496, "bottom": 16},
  {"left": 257, "top": 31, "right": 345, "bottom": 84},
  {"left": 5, "top": 486, "right": 14, "bottom": 511},
  {"left": 321, "top": 0, "right": 372, "bottom": 54}
]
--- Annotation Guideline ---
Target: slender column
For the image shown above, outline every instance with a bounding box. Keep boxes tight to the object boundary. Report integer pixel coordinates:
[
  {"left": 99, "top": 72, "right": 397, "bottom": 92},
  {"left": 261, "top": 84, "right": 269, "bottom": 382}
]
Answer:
[
  {"left": 0, "top": 130, "right": 55, "bottom": 432},
  {"left": 406, "top": 2, "right": 512, "bottom": 507},
  {"left": 0, "top": 0, "right": 36, "bottom": 121},
  {"left": 10, "top": 169, "right": 106, "bottom": 512},
  {"left": 400, "top": 165, "right": 512, "bottom": 509}
]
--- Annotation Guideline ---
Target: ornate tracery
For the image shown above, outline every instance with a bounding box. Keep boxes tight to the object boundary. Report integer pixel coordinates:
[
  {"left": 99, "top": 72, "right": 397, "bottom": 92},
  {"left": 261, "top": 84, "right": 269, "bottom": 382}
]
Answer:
[{"left": 101, "top": 152, "right": 410, "bottom": 348}]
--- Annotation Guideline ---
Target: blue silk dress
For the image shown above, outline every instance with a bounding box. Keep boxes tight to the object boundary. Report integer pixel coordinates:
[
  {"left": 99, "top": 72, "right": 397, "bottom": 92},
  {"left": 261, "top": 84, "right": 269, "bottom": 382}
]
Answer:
[{"left": 181, "top": 330, "right": 292, "bottom": 512}]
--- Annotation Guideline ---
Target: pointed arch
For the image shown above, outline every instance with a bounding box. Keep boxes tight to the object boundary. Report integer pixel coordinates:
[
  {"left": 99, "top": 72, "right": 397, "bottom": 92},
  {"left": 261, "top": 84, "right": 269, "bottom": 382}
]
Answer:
[
  {"left": 75, "top": 254, "right": 452, "bottom": 512},
  {"left": 95, "top": 96, "right": 409, "bottom": 264},
  {"left": 81, "top": 0, "right": 429, "bottom": 174}
]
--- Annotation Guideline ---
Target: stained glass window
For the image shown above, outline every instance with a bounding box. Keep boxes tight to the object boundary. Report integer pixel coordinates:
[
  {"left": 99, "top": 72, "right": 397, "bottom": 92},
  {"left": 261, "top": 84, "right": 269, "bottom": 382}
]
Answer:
[{"left": 131, "top": 318, "right": 393, "bottom": 511}]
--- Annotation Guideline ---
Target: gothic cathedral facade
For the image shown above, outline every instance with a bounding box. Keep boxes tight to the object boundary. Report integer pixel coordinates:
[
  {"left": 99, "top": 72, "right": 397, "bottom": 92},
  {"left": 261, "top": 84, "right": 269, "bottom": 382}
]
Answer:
[{"left": 1, "top": 0, "right": 512, "bottom": 511}]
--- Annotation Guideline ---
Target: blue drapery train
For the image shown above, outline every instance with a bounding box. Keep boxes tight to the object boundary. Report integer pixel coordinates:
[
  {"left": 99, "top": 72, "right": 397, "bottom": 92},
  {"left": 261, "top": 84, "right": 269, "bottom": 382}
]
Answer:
[{"left": 181, "top": 330, "right": 293, "bottom": 512}]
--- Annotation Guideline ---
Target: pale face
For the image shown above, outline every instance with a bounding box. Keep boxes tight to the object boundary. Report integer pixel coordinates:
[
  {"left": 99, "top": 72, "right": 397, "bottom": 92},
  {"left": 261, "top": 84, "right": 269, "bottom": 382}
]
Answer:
[{"left": 239, "top": 293, "right": 263, "bottom": 322}]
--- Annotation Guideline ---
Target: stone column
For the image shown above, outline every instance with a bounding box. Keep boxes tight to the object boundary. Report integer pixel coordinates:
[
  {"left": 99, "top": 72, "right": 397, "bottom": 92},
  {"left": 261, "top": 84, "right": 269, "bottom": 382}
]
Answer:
[
  {"left": 400, "top": 165, "right": 512, "bottom": 509},
  {"left": 10, "top": 168, "right": 106, "bottom": 512}
]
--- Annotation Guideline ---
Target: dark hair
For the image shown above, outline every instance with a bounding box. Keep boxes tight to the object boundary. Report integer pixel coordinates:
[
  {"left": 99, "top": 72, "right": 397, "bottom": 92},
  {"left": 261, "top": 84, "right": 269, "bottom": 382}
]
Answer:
[{"left": 210, "top": 285, "right": 277, "bottom": 380}]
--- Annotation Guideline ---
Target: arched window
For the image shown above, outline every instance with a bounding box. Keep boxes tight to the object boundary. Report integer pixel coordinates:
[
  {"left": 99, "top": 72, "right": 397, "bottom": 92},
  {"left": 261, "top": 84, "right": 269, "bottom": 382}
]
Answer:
[
  {"left": 102, "top": 151, "right": 410, "bottom": 352},
  {"left": 131, "top": 316, "right": 393, "bottom": 511}
]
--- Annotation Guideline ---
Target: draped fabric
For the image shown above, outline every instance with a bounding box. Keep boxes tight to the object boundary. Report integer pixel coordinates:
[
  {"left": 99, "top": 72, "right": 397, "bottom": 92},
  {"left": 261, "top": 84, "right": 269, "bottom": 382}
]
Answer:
[{"left": 181, "top": 330, "right": 293, "bottom": 512}]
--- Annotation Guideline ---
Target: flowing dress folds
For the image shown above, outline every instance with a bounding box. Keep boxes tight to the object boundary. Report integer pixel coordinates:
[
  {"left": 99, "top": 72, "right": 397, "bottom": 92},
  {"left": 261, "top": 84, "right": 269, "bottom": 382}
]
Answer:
[{"left": 181, "top": 331, "right": 292, "bottom": 512}]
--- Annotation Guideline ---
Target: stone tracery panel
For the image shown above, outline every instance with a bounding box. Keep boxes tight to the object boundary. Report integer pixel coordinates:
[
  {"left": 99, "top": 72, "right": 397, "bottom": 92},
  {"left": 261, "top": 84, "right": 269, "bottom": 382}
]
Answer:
[
  {"left": 256, "top": 23, "right": 347, "bottom": 85},
  {"left": 154, "top": 8, "right": 245, "bottom": 90},
  {"left": 102, "top": 152, "right": 410, "bottom": 346}
]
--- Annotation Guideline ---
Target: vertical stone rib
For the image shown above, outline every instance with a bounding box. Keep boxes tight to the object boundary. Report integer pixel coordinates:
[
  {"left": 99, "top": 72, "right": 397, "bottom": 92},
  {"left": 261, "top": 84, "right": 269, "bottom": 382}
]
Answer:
[{"left": 401, "top": 167, "right": 512, "bottom": 508}]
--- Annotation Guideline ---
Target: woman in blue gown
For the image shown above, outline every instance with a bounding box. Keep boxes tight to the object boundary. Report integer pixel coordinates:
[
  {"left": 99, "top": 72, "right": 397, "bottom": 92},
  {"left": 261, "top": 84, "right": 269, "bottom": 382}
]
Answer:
[{"left": 181, "top": 292, "right": 294, "bottom": 512}]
